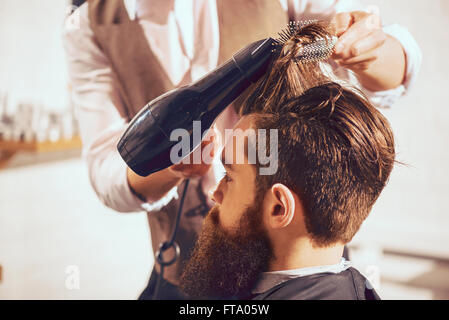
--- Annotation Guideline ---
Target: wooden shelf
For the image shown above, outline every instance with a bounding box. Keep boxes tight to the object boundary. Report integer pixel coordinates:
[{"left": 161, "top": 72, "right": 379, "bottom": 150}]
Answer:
[
  {"left": 0, "top": 136, "right": 82, "bottom": 169},
  {"left": 0, "top": 136, "right": 82, "bottom": 153}
]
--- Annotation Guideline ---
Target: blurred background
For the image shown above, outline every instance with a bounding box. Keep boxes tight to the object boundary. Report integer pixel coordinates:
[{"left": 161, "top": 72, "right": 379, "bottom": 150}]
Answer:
[{"left": 0, "top": 0, "right": 448, "bottom": 299}]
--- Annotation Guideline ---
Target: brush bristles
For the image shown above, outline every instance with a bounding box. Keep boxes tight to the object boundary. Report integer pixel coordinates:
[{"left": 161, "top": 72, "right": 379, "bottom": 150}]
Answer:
[
  {"left": 295, "top": 36, "right": 338, "bottom": 62},
  {"left": 276, "top": 20, "right": 337, "bottom": 63},
  {"left": 277, "top": 20, "right": 318, "bottom": 43}
]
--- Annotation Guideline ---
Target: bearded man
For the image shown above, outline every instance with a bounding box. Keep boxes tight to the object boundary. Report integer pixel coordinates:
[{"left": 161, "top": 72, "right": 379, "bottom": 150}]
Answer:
[{"left": 180, "top": 81, "right": 394, "bottom": 300}]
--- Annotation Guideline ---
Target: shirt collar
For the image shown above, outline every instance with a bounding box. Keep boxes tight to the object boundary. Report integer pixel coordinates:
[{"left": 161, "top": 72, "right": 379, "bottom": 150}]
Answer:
[{"left": 252, "top": 258, "right": 352, "bottom": 294}]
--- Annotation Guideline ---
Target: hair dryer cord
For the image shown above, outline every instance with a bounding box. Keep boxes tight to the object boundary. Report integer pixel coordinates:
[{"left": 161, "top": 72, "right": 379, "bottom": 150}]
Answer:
[{"left": 152, "top": 179, "right": 190, "bottom": 300}]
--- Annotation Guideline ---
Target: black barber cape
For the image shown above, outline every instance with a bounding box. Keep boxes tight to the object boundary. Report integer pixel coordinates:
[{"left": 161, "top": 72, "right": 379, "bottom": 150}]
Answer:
[{"left": 251, "top": 267, "right": 380, "bottom": 300}]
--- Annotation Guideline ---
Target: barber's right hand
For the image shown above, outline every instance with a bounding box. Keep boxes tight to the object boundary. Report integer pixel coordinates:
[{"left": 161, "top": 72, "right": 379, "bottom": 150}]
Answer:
[{"left": 168, "top": 132, "right": 216, "bottom": 179}]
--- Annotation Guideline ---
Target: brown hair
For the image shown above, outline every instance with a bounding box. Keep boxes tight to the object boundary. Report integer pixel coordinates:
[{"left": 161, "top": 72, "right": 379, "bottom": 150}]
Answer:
[
  {"left": 242, "top": 22, "right": 395, "bottom": 246},
  {"left": 240, "top": 21, "right": 335, "bottom": 115}
]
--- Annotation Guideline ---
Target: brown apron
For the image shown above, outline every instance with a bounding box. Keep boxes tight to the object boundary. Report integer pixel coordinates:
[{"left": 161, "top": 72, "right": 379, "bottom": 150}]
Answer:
[{"left": 88, "top": 0, "right": 288, "bottom": 286}]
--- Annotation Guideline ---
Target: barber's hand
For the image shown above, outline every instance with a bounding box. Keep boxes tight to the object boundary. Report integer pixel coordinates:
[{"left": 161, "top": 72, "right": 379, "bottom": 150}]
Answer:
[
  {"left": 169, "top": 132, "right": 216, "bottom": 179},
  {"left": 332, "top": 11, "right": 387, "bottom": 71}
]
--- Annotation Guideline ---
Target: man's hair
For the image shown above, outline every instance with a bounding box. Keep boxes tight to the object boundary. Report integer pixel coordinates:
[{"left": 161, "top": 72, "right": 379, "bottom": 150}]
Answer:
[{"left": 241, "top": 22, "right": 395, "bottom": 247}]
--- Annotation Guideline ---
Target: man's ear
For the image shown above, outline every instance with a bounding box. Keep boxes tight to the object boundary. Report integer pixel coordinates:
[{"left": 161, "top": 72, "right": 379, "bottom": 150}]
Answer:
[{"left": 265, "top": 183, "right": 296, "bottom": 229}]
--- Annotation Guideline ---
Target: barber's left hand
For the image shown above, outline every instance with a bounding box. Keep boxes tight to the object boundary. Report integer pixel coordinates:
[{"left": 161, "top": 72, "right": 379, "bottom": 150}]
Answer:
[{"left": 332, "top": 11, "right": 387, "bottom": 71}]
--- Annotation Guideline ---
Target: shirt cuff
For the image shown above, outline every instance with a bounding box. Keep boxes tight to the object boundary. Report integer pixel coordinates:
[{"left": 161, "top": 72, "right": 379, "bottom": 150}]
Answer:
[
  {"left": 113, "top": 140, "right": 179, "bottom": 213},
  {"left": 139, "top": 186, "right": 179, "bottom": 212},
  {"left": 360, "top": 84, "right": 406, "bottom": 109},
  {"left": 84, "top": 119, "right": 179, "bottom": 213}
]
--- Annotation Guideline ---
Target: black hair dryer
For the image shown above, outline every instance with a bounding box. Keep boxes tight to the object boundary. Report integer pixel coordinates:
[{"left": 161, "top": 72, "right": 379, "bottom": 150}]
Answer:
[{"left": 117, "top": 38, "right": 278, "bottom": 176}]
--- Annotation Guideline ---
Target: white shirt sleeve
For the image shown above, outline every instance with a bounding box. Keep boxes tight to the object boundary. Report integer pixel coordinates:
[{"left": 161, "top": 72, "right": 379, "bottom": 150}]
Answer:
[
  {"left": 63, "top": 4, "right": 177, "bottom": 213},
  {"left": 289, "top": 0, "right": 422, "bottom": 108}
]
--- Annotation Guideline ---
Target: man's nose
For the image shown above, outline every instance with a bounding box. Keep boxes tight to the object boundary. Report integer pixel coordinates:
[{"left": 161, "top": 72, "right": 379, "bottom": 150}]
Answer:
[{"left": 211, "top": 185, "right": 223, "bottom": 205}]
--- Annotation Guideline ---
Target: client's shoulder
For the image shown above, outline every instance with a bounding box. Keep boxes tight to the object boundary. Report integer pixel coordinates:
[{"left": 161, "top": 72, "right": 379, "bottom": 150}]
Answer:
[{"left": 252, "top": 267, "right": 380, "bottom": 300}]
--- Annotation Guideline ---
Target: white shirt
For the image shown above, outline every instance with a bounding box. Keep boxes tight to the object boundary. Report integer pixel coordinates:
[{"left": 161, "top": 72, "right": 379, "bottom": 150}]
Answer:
[{"left": 63, "top": 0, "right": 422, "bottom": 213}]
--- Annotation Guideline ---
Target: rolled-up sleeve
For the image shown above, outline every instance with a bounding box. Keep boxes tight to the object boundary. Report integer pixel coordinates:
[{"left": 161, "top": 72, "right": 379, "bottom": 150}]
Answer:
[
  {"left": 63, "top": 4, "right": 176, "bottom": 213},
  {"left": 85, "top": 121, "right": 178, "bottom": 213}
]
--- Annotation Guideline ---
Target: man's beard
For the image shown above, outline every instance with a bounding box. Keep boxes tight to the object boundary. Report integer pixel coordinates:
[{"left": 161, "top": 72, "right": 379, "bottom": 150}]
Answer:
[{"left": 179, "top": 197, "right": 273, "bottom": 299}]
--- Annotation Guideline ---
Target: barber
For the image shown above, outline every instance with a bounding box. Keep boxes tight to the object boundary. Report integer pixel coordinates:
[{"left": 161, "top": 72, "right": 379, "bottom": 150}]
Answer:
[{"left": 64, "top": 0, "right": 421, "bottom": 299}]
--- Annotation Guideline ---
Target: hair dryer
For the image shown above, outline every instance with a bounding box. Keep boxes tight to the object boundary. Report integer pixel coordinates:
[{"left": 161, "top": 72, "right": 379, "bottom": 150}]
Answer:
[{"left": 117, "top": 37, "right": 279, "bottom": 176}]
